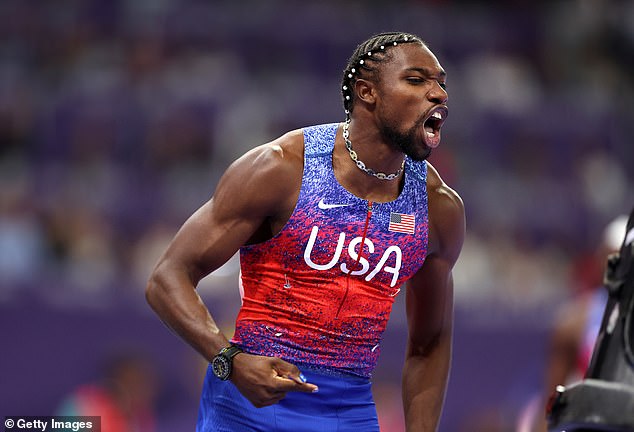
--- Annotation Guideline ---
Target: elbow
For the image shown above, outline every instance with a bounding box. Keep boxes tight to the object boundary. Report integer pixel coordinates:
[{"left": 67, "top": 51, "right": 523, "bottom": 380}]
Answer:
[
  {"left": 145, "top": 273, "right": 161, "bottom": 311},
  {"left": 145, "top": 264, "right": 169, "bottom": 311},
  {"left": 409, "top": 333, "right": 441, "bottom": 358},
  {"left": 145, "top": 259, "right": 197, "bottom": 311},
  {"left": 408, "top": 327, "right": 452, "bottom": 358}
]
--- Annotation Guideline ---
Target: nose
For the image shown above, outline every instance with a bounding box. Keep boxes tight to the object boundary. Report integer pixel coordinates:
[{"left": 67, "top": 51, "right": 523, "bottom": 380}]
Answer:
[{"left": 428, "top": 81, "right": 448, "bottom": 104}]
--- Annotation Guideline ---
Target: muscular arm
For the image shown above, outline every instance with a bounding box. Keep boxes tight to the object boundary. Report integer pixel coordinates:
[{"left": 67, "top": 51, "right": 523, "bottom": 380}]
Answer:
[
  {"left": 145, "top": 130, "right": 317, "bottom": 405},
  {"left": 402, "top": 163, "right": 465, "bottom": 432}
]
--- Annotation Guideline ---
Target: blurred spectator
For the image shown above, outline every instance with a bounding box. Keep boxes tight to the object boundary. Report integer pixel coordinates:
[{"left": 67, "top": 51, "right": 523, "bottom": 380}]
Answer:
[
  {"left": 0, "top": 0, "right": 631, "bottom": 310},
  {"left": 57, "top": 352, "right": 158, "bottom": 432},
  {"left": 517, "top": 214, "right": 629, "bottom": 432},
  {"left": 0, "top": 157, "right": 46, "bottom": 292}
]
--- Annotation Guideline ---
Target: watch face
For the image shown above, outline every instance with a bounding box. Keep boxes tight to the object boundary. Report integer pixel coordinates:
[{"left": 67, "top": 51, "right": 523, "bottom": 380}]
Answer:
[{"left": 212, "top": 355, "right": 231, "bottom": 380}]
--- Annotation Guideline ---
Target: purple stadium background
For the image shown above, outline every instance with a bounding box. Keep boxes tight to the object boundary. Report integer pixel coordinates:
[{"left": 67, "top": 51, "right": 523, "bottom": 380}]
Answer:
[{"left": 1, "top": 1, "right": 632, "bottom": 431}]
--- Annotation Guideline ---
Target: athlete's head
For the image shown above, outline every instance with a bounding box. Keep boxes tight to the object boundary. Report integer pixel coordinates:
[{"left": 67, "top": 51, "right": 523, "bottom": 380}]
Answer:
[
  {"left": 342, "top": 32, "right": 448, "bottom": 161},
  {"left": 341, "top": 32, "right": 424, "bottom": 114}
]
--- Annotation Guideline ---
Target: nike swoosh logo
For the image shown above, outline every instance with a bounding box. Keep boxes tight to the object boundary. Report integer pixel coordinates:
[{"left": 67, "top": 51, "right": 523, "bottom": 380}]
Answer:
[{"left": 318, "top": 199, "right": 351, "bottom": 210}]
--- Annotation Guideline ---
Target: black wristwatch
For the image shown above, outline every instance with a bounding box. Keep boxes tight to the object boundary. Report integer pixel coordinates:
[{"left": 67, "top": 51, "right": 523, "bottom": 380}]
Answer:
[{"left": 211, "top": 345, "right": 243, "bottom": 381}]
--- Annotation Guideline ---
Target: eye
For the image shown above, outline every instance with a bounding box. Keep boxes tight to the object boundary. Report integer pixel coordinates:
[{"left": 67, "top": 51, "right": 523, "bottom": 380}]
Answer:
[
  {"left": 438, "top": 81, "right": 448, "bottom": 90},
  {"left": 406, "top": 77, "right": 424, "bottom": 84}
]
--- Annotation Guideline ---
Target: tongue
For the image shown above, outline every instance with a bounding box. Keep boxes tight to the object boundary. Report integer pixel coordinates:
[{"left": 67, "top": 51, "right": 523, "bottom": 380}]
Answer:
[{"left": 423, "top": 125, "right": 441, "bottom": 148}]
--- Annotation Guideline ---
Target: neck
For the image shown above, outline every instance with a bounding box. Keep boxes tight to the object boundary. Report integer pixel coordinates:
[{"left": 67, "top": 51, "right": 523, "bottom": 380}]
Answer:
[
  {"left": 343, "top": 117, "right": 405, "bottom": 181},
  {"left": 332, "top": 119, "right": 405, "bottom": 203}
]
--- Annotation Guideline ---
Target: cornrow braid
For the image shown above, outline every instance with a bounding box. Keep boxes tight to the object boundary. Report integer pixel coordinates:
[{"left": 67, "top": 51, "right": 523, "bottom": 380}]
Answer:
[{"left": 341, "top": 32, "right": 424, "bottom": 117}]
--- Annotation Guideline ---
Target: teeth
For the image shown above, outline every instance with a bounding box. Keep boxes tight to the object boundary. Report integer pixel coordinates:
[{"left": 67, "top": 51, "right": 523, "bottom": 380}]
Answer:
[{"left": 432, "top": 112, "right": 442, "bottom": 119}]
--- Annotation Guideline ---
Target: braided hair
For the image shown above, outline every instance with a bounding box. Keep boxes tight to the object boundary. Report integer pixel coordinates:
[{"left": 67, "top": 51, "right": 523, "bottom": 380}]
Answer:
[{"left": 341, "top": 32, "right": 425, "bottom": 117}]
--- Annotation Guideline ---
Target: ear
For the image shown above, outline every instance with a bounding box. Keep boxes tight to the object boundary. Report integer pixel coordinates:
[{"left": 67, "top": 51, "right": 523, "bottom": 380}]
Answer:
[{"left": 354, "top": 79, "right": 377, "bottom": 106}]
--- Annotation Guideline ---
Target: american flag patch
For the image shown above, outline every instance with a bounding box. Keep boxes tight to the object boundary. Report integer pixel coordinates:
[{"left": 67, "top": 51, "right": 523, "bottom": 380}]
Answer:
[{"left": 388, "top": 212, "right": 415, "bottom": 234}]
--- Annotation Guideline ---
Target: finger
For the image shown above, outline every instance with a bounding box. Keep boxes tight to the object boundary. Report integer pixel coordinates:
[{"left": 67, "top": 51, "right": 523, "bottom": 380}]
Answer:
[
  {"left": 271, "top": 359, "right": 311, "bottom": 385},
  {"left": 285, "top": 372, "right": 307, "bottom": 385},
  {"left": 270, "top": 358, "right": 319, "bottom": 393},
  {"left": 273, "top": 374, "right": 319, "bottom": 393},
  {"left": 290, "top": 381, "right": 319, "bottom": 393},
  {"left": 270, "top": 357, "right": 301, "bottom": 377},
  {"left": 282, "top": 374, "right": 320, "bottom": 393}
]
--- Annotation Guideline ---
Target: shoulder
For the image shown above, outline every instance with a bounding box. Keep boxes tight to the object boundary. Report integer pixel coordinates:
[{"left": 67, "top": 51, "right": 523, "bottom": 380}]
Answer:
[
  {"left": 230, "top": 128, "right": 304, "bottom": 179},
  {"left": 214, "top": 129, "right": 305, "bottom": 217},
  {"left": 425, "top": 161, "right": 465, "bottom": 263}
]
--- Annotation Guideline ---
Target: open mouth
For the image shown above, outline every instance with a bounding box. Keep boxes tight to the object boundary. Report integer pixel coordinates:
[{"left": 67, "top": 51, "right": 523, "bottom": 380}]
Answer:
[{"left": 422, "top": 106, "right": 448, "bottom": 147}]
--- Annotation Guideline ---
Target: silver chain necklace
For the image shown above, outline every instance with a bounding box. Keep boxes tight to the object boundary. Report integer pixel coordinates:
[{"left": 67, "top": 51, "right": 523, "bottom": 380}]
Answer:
[{"left": 342, "top": 119, "right": 405, "bottom": 181}]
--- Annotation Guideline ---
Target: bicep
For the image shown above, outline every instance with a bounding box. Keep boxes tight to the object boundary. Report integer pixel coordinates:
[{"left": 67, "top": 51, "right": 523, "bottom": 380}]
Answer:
[
  {"left": 162, "top": 195, "right": 263, "bottom": 285},
  {"left": 156, "top": 142, "right": 300, "bottom": 285}
]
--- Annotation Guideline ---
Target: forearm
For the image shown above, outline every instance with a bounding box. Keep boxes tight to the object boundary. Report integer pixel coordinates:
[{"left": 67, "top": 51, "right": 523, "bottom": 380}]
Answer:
[
  {"left": 401, "top": 333, "right": 452, "bottom": 432},
  {"left": 146, "top": 260, "right": 229, "bottom": 361}
]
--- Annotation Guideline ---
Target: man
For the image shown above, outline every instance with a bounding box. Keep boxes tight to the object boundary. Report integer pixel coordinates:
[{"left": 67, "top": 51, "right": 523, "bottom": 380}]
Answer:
[{"left": 146, "top": 31, "right": 465, "bottom": 432}]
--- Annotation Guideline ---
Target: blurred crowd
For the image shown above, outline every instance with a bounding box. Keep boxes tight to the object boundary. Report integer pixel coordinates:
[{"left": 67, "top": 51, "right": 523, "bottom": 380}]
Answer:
[
  {"left": 1, "top": 1, "right": 633, "bottom": 430},
  {"left": 1, "top": 0, "right": 632, "bottom": 313}
]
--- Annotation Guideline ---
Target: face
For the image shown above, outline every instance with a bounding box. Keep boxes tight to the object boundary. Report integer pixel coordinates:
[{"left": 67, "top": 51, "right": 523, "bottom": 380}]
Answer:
[{"left": 374, "top": 43, "right": 448, "bottom": 161}]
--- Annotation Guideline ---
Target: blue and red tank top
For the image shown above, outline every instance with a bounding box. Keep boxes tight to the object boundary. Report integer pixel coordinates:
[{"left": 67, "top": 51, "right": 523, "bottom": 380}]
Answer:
[{"left": 231, "top": 123, "right": 430, "bottom": 378}]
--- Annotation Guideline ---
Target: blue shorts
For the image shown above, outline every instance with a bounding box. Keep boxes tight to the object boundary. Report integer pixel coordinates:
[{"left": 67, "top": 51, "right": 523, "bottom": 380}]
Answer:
[{"left": 196, "top": 366, "right": 379, "bottom": 432}]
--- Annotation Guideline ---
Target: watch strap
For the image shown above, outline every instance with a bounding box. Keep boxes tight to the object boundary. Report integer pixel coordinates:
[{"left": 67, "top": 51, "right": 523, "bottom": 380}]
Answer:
[{"left": 219, "top": 344, "right": 243, "bottom": 360}]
